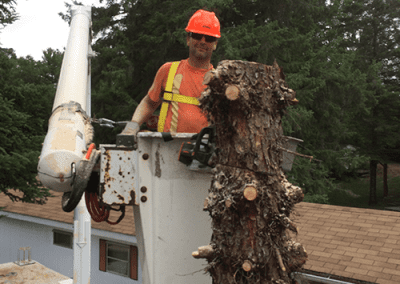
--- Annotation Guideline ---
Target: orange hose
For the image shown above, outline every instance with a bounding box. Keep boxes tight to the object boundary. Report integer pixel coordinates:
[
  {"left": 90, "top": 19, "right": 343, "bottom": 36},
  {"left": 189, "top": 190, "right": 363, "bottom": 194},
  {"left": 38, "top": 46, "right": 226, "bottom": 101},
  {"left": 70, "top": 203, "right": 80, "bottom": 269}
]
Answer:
[{"left": 85, "top": 143, "right": 95, "bottom": 159}]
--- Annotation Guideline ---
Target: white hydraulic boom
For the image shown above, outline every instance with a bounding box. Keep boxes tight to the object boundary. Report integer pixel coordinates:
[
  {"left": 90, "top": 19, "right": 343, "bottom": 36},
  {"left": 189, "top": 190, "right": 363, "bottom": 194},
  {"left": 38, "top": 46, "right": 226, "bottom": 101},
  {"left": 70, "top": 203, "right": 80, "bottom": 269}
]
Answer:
[{"left": 37, "top": 6, "right": 94, "bottom": 284}]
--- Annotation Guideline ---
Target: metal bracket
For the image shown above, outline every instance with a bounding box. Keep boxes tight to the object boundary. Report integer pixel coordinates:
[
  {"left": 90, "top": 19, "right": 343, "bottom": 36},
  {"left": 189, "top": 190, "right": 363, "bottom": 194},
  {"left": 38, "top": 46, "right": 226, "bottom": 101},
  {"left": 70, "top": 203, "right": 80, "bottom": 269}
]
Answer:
[
  {"left": 99, "top": 145, "right": 138, "bottom": 206},
  {"left": 116, "top": 134, "right": 137, "bottom": 149}
]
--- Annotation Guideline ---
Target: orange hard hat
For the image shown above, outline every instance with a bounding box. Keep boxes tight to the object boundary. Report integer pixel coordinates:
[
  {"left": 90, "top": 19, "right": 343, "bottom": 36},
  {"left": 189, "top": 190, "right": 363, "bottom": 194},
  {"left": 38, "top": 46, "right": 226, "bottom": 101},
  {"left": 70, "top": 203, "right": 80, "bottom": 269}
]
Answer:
[{"left": 185, "top": 9, "right": 221, "bottom": 38}]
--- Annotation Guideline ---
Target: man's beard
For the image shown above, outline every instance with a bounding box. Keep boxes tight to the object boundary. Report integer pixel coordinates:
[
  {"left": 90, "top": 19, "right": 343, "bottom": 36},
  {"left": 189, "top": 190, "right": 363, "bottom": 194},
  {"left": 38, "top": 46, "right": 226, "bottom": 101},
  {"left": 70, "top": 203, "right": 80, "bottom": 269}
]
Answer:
[{"left": 191, "top": 44, "right": 210, "bottom": 60}]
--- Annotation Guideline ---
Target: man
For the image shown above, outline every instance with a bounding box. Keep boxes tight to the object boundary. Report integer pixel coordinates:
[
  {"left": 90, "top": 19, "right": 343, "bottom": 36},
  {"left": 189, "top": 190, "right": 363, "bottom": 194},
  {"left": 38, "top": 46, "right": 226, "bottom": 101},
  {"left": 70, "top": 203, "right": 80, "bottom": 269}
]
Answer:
[{"left": 120, "top": 9, "right": 220, "bottom": 138}]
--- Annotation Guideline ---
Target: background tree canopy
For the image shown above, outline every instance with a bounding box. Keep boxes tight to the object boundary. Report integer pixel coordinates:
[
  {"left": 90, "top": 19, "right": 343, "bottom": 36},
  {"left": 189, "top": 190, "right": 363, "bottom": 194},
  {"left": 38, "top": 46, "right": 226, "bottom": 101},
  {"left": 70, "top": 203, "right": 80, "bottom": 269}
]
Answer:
[
  {"left": 88, "top": 0, "right": 400, "bottom": 202},
  {"left": 0, "top": 0, "right": 62, "bottom": 203},
  {"left": 1, "top": 0, "right": 399, "bottom": 205}
]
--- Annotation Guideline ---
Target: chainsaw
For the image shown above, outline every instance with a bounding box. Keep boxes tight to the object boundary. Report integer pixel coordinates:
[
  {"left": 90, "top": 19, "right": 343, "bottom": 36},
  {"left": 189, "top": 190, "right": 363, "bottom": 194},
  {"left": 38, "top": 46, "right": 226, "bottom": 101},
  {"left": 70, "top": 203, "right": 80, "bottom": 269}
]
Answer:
[{"left": 178, "top": 125, "right": 216, "bottom": 168}]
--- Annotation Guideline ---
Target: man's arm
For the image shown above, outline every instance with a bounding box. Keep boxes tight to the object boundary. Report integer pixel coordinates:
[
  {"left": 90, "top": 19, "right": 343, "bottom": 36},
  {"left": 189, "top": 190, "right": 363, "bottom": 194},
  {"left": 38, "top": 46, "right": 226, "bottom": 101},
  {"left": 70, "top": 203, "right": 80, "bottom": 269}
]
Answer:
[
  {"left": 120, "top": 63, "right": 167, "bottom": 139},
  {"left": 131, "top": 94, "right": 161, "bottom": 125},
  {"left": 119, "top": 94, "right": 161, "bottom": 140}
]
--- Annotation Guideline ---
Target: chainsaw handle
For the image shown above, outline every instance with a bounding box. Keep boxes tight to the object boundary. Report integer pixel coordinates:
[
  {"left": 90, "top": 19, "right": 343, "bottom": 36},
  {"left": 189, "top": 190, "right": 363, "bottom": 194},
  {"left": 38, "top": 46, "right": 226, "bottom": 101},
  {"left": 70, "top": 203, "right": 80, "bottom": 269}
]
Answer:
[{"left": 193, "top": 125, "right": 216, "bottom": 166}]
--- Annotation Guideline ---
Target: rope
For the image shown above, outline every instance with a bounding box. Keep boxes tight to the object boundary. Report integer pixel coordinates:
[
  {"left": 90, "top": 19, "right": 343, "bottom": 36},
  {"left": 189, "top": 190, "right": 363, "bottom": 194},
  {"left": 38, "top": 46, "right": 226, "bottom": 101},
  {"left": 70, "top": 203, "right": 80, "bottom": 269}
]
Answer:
[
  {"left": 277, "top": 146, "right": 322, "bottom": 162},
  {"left": 170, "top": 101, "right": 179, "bottom": 132},
  {"left": 84, "top": 120, "right": 94, "bottom": 147}
]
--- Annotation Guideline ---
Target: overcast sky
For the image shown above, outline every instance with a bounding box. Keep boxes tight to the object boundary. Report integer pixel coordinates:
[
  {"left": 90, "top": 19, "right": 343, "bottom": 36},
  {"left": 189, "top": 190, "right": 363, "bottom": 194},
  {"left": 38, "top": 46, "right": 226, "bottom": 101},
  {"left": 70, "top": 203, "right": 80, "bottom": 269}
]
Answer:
[{"left": 0, "top": 0, "right": 104, "bottom": 61}]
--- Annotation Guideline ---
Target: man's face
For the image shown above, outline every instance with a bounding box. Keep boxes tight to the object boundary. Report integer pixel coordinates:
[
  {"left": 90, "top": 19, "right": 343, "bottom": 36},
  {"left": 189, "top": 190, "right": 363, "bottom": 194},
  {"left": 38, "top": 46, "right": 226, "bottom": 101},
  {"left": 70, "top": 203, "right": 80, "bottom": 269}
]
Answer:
[{"left": 187, "top": 33, "right": 218, "bottom": 61}]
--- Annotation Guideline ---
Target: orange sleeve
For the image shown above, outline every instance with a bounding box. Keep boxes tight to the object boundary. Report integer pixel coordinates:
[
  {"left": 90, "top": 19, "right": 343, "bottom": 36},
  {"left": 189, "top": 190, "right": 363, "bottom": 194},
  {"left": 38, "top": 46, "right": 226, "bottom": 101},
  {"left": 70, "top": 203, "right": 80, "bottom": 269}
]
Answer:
[{"left": 147, "top": 62, "right": 173, "bottom": 103}]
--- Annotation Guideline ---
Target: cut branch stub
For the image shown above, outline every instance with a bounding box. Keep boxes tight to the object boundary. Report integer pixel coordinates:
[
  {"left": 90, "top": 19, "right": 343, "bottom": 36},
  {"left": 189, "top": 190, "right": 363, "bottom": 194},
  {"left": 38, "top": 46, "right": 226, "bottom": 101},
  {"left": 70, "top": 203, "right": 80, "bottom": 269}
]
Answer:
[
  {"left": 243, "top": 186, "right": 257, "bottom": 201},
  {"left": 290, "top": 98, "right": 299, "bottom": 105},
  {"left": 192, "top": 245, "right": 214, "bottom": 259},
  {"left": 203, "top": 197, "right": 209, "bottom": 211},
  {"left": 225, "top": 85, "right": 240, "bottom": 101},
  {"left": 242, "top": 260, "right": 252, "bottom": 272}
]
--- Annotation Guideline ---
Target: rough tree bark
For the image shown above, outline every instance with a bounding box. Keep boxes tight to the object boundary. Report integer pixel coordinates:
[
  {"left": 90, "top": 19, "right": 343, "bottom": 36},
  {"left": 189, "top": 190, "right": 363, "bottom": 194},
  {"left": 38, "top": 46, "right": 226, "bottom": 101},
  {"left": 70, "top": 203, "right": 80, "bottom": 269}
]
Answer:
[{"left": 193, "top": 60, "right": 307, "bottom": 284}]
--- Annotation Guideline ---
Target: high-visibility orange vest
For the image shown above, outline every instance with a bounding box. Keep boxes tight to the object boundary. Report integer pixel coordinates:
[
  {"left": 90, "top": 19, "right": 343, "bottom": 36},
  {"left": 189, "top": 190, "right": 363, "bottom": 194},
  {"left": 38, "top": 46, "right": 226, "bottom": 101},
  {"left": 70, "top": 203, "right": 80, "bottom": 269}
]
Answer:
[{"left": 157, "top": 61, "right": 200, "bottom": 132}]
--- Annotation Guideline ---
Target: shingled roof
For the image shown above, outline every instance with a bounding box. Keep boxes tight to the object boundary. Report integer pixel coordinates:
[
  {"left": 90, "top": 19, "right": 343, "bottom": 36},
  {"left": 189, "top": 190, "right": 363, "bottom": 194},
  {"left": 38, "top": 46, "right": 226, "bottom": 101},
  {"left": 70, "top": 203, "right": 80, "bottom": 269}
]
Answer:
[
  {"left": 0, "top": 190, "right": 135, "bottom": 236},
  {"left": 1, "top": 190, "right": 399, "bottom": 283},
  {"left": 294, "top": 202, "right": 400, "bottom": 284}
]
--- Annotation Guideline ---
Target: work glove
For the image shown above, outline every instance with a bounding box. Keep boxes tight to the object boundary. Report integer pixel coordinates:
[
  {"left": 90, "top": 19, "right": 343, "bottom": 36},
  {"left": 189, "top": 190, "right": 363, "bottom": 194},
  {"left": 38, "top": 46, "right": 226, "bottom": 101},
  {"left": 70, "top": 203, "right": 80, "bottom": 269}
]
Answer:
[
  {"left": 121, "top": 121, "right": 140, "bottom": 136},
  {"left": 117, "top": 121, "right": 140, "bottom": 148}
]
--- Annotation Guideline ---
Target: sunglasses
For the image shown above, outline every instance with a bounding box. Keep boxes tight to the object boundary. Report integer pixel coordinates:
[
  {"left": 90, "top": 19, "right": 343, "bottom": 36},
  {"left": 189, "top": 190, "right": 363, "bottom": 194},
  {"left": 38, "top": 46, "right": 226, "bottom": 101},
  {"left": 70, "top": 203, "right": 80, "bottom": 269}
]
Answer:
[{"left": 189, "top": 32, "right": 217, "bottom": 43}]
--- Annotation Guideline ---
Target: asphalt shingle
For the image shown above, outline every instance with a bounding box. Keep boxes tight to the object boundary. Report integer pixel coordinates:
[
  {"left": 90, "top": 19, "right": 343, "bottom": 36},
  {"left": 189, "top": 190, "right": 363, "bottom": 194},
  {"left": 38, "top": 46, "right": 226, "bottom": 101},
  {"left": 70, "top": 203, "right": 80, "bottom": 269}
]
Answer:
[
  {"left": 295, "top": 202, "right": 400, "bottom": 284},
  {"left": 0, "top": 190, "right": 135, "bottom": 236}
]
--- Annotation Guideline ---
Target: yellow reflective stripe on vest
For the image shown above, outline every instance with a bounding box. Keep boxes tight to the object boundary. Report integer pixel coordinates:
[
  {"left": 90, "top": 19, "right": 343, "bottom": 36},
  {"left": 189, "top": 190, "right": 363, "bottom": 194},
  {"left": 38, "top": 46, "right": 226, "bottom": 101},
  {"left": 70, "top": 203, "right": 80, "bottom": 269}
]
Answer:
[
  {"left": 157, "top": 61, "right": 200, "bottom": 133},
  {"left": 158, "top": 61, "right": 180, "bottom": 132},
  {"left": 163, "top": 93, "right": 199, "bottom": 105},
  {"left": 165, "top": 62, "right": 179, "bottom": 93}
]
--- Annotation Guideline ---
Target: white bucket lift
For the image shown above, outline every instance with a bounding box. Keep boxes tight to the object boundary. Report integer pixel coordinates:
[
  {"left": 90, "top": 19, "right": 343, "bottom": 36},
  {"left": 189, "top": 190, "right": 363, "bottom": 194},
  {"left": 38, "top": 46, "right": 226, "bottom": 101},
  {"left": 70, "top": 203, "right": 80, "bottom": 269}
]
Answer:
[{"left": 99, "top": 132, "right": 213, "bottom": 284}]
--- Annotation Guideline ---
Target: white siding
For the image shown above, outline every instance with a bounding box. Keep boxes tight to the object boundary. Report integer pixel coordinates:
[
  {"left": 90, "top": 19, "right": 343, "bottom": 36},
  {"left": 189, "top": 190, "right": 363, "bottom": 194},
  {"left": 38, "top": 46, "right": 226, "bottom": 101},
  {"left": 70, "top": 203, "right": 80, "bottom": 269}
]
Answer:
[{"left": 0, "top": 215, "right": 141, "bottom": 284}]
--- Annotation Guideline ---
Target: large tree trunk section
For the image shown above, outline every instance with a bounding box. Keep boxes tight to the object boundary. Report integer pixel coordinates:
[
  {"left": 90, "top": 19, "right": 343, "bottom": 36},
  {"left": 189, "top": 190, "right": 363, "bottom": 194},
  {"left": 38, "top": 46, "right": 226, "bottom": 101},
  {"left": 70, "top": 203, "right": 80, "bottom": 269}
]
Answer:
[{"left": 196, "top": 60, "right": 307, "bottom": 284}]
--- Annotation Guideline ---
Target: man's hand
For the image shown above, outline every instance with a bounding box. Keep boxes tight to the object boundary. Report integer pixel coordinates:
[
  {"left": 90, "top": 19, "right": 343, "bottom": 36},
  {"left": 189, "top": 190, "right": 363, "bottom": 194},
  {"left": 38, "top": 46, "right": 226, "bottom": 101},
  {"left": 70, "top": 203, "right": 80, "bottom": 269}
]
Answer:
[
  {"left": 117, "top": 121, "right": 140, "bottom": 148},
  {"left": 121, "top": 121, "right": 140, "bottom": 136}
]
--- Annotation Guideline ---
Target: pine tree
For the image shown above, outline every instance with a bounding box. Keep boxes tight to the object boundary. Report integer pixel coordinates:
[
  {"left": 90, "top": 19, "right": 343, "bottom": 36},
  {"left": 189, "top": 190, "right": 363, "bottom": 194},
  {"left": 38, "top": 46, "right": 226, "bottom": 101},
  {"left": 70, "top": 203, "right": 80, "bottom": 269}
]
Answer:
[
  {"left": 0, "top": 0, "right": 18, "bottom": 27},
  {"left": 0, "top": 48, "right": 58, "bottom": 204},
  {"left": 337, "top": 0, "right": 400, "bottom": 204},
  {"left": 86, "top": 0, "right": 374, "bottom": 201}
]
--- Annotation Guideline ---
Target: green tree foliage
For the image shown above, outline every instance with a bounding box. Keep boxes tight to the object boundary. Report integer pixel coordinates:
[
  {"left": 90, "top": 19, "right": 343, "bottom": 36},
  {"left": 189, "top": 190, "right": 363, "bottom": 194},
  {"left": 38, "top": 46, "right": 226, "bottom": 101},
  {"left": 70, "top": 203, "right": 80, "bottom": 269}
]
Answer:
[
  {"left": 81, "top": 0, "right": 362, "bottom": 201},
  {"left": 0, "top": 0, "right": 17, "bottom": 27},
  {"left": 336, "top": 0, "right": 400, "bottom": 204},
  {"left": 0, "top": 48, "right": 63, "bottom": 203},
  {"left": 40, "top": 48, "right": 64, "bottom": 87},
  {"left": 211, "top": 0, "right": 373, "bottom": 200},
  {"left": 1, "top": 0, "right": 54, "bottom": 204},
  {"left": 338, "top": 0, "right": 400, "bottom": 158}
]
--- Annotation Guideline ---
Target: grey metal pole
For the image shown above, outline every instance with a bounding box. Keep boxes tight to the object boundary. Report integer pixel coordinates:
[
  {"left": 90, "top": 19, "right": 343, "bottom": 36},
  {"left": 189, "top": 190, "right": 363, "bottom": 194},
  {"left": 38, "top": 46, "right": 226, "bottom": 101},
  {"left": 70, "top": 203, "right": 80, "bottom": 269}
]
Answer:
[{"left": 73, "top": 193, "right": 91, "bottom": 284}]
